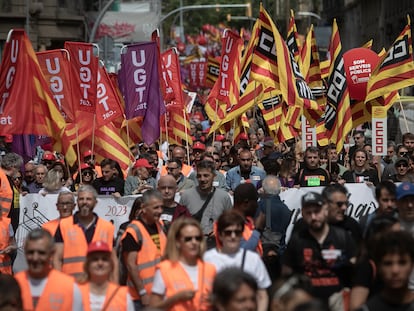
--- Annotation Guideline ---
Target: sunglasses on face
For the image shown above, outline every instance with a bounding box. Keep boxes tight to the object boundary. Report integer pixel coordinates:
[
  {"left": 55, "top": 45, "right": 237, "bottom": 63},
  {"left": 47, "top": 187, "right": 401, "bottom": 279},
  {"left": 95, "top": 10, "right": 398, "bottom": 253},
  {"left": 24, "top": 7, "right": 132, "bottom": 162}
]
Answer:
[
  {"left": 82, "top": 171, "right": 93, "bottom": 176},
  {"left": 399, "top": 152, "right": 408, "bottom": 156},
  {"left": 330, "top": 201, "right": 349, "bottom": 208},
  {"left": 182, "top": 235, "right": 203, "bottom": 242},
  {"left": 222, "top": 229, "right": 243, "bottom": 237},
  {"left": 397, "top": 163, "right": 408, "bottom": 168}
]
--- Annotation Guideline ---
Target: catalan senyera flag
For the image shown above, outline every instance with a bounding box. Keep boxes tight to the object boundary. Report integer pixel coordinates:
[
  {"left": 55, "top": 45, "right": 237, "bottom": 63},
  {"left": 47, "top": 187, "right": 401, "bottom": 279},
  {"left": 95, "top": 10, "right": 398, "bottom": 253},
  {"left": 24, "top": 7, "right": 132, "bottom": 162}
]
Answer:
[
  {"left": 323, "top": 19, "right": 352, "bottom": 152},
  {"left": 82, "top": 122, "right": 132, "bottom": 172},
  {"left": 0, "top": 29, "right": 76, "bottom": 162},
  {"left": 232, "top": 114, "right": 250, "bottom": 145},
  {"left": 205, "top": 56, "right": 221, "bottom": 88},
  {"left": 287, "top": 10, "right": 302, "bottom": 67},
  {"left": 365, "top": 16, "right": 414, "bottom": 103},
  {"left": 300, "top": 25, "right": 325, "bottom": 126},
  {"left": 320, "top": 59, "right": 330, "bottom": 79},
  {"left": 205, "top": 30, "right": 243, "bottom": 123},
  {"left": 168, "top": 106, "right": 193, "bottom": 145},
  {"left": 254, "top": 6, "right": 317, "bottom": 129},
  {"left": 36, "top": 49, "right": 75, "bottom": 123},
  {"left": 209, "top": 19, "right": 264, "bottom": 134},
  {"left": 259, "top": 92, "right": 283, "bottom": 132}
]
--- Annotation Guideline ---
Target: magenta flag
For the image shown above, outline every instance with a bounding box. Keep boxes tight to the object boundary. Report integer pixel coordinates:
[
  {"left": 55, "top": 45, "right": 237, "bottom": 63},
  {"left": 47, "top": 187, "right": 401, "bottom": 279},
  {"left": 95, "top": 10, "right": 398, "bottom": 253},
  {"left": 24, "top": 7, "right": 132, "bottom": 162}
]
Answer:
[{"left": 120, "top": 42, "right": 165, "bottom": 144}]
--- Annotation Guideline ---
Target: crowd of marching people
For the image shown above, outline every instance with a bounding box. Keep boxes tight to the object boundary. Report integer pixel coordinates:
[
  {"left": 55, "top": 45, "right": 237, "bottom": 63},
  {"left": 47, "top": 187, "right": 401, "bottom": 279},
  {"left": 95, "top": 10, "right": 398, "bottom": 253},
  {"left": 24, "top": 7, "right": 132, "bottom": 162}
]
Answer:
[{"left": 2, "top": 115, "right": 414, "bottom": 311}]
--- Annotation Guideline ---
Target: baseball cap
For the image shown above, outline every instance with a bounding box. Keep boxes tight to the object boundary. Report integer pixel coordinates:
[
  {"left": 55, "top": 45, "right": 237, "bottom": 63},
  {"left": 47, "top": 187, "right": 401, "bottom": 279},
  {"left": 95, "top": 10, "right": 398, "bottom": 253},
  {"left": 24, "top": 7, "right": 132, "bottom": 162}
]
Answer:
[
  {"left": 133, "top": 158, "right": 153, "bottom": 169},
  {"left": 42, "top": 153, "right": 56, "bottom": 161},
  {"left": 83, "top": 150, "right": 93, "bottom": 159},
  {"left": 193, "top": 142, "right": 206, "bottom": 151},
  {"left": 395, "top": 157, "right": 409, "bottom": 167},
  {"left": 239, "top": 133, "right": 248, "bottom": 140},
  {"left": 396, "top": 182, "right": 414, "bottom": 200},
  {"left": 80, "top": 163, "right": 92, "bottom": 171},
  {"left": 87, "top": 241, "right": 111, "bottom": 255},
  {"left": 302, "top": 192, "right": 324, "bottom": 208},
  {"left": 215, "top": 134, "right": 225, "bottom": 142}
]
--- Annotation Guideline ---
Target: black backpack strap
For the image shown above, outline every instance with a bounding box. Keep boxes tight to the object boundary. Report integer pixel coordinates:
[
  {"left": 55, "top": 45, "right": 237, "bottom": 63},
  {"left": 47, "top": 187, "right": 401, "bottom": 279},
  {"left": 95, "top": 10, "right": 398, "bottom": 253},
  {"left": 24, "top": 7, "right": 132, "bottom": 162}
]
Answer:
[{"left": 193, "top": 188, "right": 216, "bottom": 222}]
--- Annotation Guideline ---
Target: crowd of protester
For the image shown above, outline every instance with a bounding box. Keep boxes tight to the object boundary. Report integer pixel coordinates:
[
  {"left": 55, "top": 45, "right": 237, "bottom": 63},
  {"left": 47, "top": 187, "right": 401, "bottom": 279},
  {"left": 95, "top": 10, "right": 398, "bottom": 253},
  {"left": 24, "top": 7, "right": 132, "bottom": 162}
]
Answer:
[{"left": 1, "top": 110, "right": 414, "bottom": 311}]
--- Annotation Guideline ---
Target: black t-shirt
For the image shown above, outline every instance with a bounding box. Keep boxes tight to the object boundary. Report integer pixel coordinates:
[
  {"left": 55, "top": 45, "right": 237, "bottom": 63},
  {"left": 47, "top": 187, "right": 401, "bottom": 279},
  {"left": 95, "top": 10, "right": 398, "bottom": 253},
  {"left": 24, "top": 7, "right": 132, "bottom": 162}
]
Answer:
[
  {"left": 121, "top": 219, "right": 159, "bottom": 252},
  {"left": 294, "top": 166, "right": 330, "bottom": 187},
  {"left": 352, "top": 257, "right": 383, "bottom": 298},
  {"left": 358, "top": 294, "right": 414, "bottom": 311},
  {"left": 54, "top": 212, "right": 99, "bottom": 244},
  {"left": 342, "top": 169, "right": 379, "bottom": 186},
  {"left": 283, "top": 225, "right": 356, "bottom": 300},
  {"left": 92, "top": 177, "right": 125, "bottom": 195}
]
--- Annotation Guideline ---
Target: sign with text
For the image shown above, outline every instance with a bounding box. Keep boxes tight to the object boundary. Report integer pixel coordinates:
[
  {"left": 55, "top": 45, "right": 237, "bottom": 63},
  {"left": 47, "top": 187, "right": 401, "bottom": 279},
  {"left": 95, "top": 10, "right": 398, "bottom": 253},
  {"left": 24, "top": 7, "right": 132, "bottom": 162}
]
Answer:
[{"left": 372, "top": 105, "right": 387, "bottom": 155}]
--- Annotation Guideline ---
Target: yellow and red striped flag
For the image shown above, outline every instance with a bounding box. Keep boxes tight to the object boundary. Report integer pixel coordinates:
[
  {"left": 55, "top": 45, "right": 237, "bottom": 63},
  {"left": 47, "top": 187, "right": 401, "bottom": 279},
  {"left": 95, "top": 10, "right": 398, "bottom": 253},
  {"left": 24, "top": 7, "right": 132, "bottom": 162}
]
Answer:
[
  {"left": 322, "top": 19, "right": 352, "bottom": 152},
  {"left": 205, "top": 56, "right": 221, "bottom": 88},
  {"left": 365, "top": 16, "right": 414, "bottom": 103},
  {"left": 205, "top": 30, "right": 243, "bottom": 123},
  {"left": 287, "top": 10, "right": 302, "bottom": 67}
]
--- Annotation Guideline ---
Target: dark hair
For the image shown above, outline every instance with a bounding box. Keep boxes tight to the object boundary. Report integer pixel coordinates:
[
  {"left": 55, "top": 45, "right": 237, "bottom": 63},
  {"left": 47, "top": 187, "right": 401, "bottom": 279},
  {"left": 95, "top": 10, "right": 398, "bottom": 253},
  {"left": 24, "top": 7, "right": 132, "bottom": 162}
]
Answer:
[
  {"left": 196, "top": 160, "right": 215, "bottom": 173},
  {"left": 402, "top": 132, "right": 414, "bottom": 143},
  {"left": 168, "top": 158, "right": 183, "bottom": 168},
  {"left": 372, "top": 230, "right": 414, "bottom": 264},
  {"left": 293, "top": 300, "right": 330, "bottom": 311},
  {"left": 365, "top": 214, "right": 400, "bottom": 241},
  {"left": 212, "top": 268, "right": 258, "bottom": 309},
  {"left": 216, "top": 210, "right": 245, "bottom": 234},
  {"left": 129, "top": 197, "right": 142, "bottom": 221},
  {"left": 0, "top": 274, "right": 22, "bottom": 310},
  {"left": 375, "top": 180, "right": 396, "bottom": 200},
  {"left": 233, "top": 183, "right": 258, "bottom": 204},
  {"left": 305, "top": 146, "right": 319, "bottom": 155},
  {"left": 100, "top": 158, "right": 116, "bottom": 169},
  {"left": 322, "top": 183, "right": 348, "bottom": 201}
]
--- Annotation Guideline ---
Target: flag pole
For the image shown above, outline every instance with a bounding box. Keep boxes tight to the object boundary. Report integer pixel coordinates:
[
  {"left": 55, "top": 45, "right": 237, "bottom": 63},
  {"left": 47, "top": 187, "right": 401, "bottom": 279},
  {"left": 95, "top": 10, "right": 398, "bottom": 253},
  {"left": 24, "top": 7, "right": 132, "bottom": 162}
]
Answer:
[
  {"left": 91, "top": 114, "right": 96, "bottom": 157},
  {"left": 75, "top": 125, "right": 82, "bottom": 184},
  {"left": 183, "top": 108, "right": 190, "bottom": 165},
  {"left": 399, "top": 97, "right": 410, "bottom": 133},
  {"left": 164, "top": 114, "right": 170, "bottom": 159}
]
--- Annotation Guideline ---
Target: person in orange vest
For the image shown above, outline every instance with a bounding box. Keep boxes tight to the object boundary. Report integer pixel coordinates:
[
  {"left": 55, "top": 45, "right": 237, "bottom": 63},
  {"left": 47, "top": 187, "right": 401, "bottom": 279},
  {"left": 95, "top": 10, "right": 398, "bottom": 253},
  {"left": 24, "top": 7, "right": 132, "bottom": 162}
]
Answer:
[
  {"left": 149, "top": 217, "right": 216, "bottom": 311},
  {"left": 53, "top": 185, "right": 118, "bottom": 281},
  {"left": 42, "top": 191, "right": 75, "bottom": 236},
  {"left": 15, "top": 228, "right": 84, "bottom": 310},
  {"left": 0, "top": 207, "right": 16, "bottom": 275},
  {"left": 121, "top": 189, "right": 167, "bottom": 310},
  {"left": 160, "top": 146, "right": 194, "bottom": 177},
  {"left": 0, "top": 152, "right": 23, "bottom": 231},
  {"left": 232, "top": 183, "right": 264, "bottom": 256},
  {"left": 78, "top": 240, "right": 133, "bottom": 311}
]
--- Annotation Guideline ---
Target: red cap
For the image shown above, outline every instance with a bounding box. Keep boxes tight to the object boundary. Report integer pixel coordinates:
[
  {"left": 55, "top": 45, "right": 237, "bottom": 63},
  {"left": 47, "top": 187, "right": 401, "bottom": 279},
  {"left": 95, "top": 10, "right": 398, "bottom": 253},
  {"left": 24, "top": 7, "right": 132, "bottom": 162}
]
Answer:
[
  {"left": 134, "top": 158, "right": 153, "bottom": 169},
  {"left": 42, "top": 153, "right": 56, "bottom": 161},
  {"left": 239, "top": 133, "right": 248, "bottom": 140},
  {"left": 192, "top": 142, "right": 206, "bottom": 151},
  {"left": 216, "top": 134, "right": 225, "bottom": 142},
  {"left": 87, "top": 241, "right": 111, "bottom": 255},
  {"left": 80, "top": 163, "right": 92, "bottom": 171},
  {"left": 83, "top": 150, "right": 93, "bottom": 159}
]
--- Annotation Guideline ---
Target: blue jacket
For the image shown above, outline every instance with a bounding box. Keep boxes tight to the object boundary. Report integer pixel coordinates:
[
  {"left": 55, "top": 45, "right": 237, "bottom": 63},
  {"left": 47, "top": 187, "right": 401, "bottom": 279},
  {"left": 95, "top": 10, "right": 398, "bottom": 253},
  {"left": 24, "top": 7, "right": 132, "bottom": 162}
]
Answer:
[{"left": 225, "top": 165, "right": 266, "bottom": 191}]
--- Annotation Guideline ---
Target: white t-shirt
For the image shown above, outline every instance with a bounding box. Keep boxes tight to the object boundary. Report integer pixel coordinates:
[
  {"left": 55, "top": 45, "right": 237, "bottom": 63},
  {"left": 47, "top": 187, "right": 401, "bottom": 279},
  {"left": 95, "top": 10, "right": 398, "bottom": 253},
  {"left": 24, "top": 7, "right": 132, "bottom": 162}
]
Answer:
[
  {"left": 88, "top": 289, "right": 134, "bottom": 311},
  {"left": 151, "top": 261, "right": 199, "bottom": 296},
  {"left": 203, "top": 248, "right": 271, "bottom": 289},
  {"left": 28, "top": 276, "right": 84, "bottom": 311}
]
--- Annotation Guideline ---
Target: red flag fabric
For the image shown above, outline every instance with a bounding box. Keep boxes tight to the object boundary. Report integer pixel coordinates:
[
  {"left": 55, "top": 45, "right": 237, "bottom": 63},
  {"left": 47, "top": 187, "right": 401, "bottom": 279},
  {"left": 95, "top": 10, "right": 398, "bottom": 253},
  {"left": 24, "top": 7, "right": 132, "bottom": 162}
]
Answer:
[
  {"left": 189, "top": 61, "right": 207, "bottom": 89},
  {"left": 36, "top": 49, "right": 75, "bottom": 122},
  {"left": 95, "top": 65, "right": 123, "bottom": 127},
  {"left": 161, "top": 48, "right": 184, "bottom": 108},
  {"left": 64, "top": 42, "right": 99, "bottom": 113}
]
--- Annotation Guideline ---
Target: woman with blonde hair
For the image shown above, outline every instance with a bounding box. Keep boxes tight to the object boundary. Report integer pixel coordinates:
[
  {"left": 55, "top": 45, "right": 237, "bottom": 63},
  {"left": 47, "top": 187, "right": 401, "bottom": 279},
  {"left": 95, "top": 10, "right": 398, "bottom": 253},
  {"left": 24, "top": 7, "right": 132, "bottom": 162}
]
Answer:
[
  {"left": 39, "top": 168, "right": 70, "bottom": 195},
  {"left": 79, "top": 241, "right": 134, "bottom": 311},
  {"left": 150, "top": 218, "right": 216, "bottom": 311}
]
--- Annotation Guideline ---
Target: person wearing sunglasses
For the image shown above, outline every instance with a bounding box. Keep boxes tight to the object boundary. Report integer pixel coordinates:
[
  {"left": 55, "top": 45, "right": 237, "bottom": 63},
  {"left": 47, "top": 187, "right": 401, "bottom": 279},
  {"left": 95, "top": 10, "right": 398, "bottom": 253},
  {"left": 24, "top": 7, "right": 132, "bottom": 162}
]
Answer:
[
  {"left": 204, "top": 210, "right": 271, "bottom": 311},
  {"left": 150, "top": 217, "right": 216, "bottom": 311},
  {"left": 390, "top": 157, "right": 414, "bottom": 182}
]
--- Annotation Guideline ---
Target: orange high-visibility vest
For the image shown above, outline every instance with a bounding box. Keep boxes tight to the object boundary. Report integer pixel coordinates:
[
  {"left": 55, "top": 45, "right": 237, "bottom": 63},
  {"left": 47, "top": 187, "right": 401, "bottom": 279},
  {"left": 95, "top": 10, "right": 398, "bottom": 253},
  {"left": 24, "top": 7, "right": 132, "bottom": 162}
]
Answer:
[
  {"left": 15, "top": 269, "right": 75, "bottom": 311},
  {"left": 42, "top": 219, "right": 60, "bottom": 236},
  {"left": 0, "top": 217, "right": 11, "bottom": 274},
  {"left": 0, "top": 169, "right": 13, "bottom": 217},
  {"left": 79, "top": 282, "right": 129, "bottom": 311},
  {"left": 160, "top": 164, "right": 193, "bottom": 177},
  {"left": 158, "top": 259, "right": 216, "bottom": 311},
  {"left": 122, "top": 220, "right": 166, "bottom": 300},
  {"left": 60, "top": 216, "right": 114, "bottom": 278}
]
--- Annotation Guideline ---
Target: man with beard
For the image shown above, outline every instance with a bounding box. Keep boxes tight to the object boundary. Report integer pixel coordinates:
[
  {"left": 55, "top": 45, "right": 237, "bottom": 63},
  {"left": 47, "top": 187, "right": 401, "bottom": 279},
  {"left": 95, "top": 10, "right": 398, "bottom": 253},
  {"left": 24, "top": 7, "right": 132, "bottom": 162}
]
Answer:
[
  {"left": 180, "top": 160, "right": 232, "bottom": 245},
  {"left": 295, "top": 146, "right": 330, "bottom": 187},
  {"left": 282, "top": 192, "right": 356, "bottom": 303},
  {"left": 225, "top": 148, "right": 266, "bottom": 193},
  {"left": 15, "top": 228, "right": 83, "bottom": 310},
  {"left": 53, "top": 185, "right": 117, "bottom": 281}
]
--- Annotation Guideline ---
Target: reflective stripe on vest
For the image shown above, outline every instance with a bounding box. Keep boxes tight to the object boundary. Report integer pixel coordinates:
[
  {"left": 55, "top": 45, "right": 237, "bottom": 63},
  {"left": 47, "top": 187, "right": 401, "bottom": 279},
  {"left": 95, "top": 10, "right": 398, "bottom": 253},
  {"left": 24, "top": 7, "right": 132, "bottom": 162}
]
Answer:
[
  {"left": 123, "top": 220, "right": 166, "bottom": 300},
  {"left": 63, "top": 256, "right": 86, "bottom": 264}
]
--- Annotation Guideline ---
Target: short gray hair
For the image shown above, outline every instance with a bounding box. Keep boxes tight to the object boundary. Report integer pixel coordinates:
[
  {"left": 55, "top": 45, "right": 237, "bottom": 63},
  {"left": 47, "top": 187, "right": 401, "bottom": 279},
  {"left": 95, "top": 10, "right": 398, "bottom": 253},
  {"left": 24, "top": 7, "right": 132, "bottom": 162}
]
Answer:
[
  {"left": 262, "top": 175, "right": 281, "bottom": 195},
  {"left": 1, "top": 153, "right": 23, "bottom": 170},
  {"left": 77, "top": 184, "right": 98, "bottom": 199}
]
